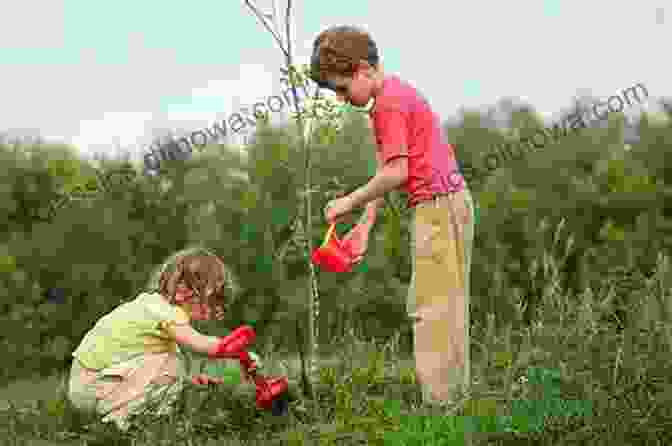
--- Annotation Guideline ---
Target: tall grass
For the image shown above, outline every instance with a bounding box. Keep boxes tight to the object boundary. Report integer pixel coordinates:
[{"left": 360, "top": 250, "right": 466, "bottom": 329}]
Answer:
[{"left": 1, "top": 243, "right": 670, "bottom": 445}]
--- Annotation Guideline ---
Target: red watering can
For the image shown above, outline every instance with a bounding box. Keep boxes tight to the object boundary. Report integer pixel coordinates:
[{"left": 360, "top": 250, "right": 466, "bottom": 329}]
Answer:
[
  {"left": 311, "top": 223, "right": 355, "bottom": 273},
  {"left": 254, "top": 375, "right": 290, "bottom": 411}
]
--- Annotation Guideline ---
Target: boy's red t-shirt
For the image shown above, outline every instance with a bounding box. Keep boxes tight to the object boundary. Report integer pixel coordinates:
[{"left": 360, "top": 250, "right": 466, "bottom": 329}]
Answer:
[{"left": 369, "top": 75, "right": 465, "bottom": 208}]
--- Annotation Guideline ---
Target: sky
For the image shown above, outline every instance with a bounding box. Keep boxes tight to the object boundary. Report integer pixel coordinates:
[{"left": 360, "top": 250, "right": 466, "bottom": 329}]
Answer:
[{"left": 0, "top": 0, "right": 669, "bottom": 163}]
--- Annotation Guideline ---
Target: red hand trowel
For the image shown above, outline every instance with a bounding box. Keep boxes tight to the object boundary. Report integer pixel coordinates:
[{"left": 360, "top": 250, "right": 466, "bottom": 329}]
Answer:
[{"left": 311, "top": 223, "right": 355, "bottom": 273}]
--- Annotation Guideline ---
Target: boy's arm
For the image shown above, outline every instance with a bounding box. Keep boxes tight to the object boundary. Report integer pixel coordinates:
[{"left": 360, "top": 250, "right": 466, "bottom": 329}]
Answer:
[
  {"left": 348, "top": 157, "right": 407, "bottom": 210},
  {"left": 348, "top": 108, "right": 409, "bottom": 210},
  {"left": 359, "top": 198, "right": 383, "bottom": 228},
  {"left": 355, "top": 151, "right": 393, "bottom": 229}
]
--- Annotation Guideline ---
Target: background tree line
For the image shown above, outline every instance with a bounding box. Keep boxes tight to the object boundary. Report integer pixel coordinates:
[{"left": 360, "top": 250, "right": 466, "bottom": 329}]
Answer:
[{"left": 1, "top": 95, "right": 671, "bottom": 385}]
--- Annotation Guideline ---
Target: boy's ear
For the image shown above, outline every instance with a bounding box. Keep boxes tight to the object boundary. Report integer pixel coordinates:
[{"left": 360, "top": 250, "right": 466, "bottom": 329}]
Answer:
[{"left": 356, "top": 60, "right": 372, "bottom": 74}]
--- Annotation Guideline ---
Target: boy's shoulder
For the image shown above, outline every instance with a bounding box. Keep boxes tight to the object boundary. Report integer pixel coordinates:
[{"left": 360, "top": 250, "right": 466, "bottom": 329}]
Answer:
[{"left": 372, "top": 75, "right": 428, "bottom": 113}]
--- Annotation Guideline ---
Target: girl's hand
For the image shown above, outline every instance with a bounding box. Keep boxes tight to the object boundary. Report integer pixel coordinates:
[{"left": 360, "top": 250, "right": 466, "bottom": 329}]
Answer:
[
  {"left": 190, "top": 374, "right": 225, "bottom": 386},
  {"left": 240, "top": 366, "right": 255, "bottom": 384},
  {"left": 240, "top": 351, "right": 262, "bottom": 383}
]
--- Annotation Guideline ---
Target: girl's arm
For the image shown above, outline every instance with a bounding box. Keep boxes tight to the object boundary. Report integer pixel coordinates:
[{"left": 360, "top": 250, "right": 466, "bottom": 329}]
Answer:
[
  {"left": 168, "top": 323, "right": 257, "bottom": 359},
  {"left": 168, "top": 324, "right": 255, "bottom": 383},
  {"left": 168, "top": 323, "right": 220, "bottom": 355}
]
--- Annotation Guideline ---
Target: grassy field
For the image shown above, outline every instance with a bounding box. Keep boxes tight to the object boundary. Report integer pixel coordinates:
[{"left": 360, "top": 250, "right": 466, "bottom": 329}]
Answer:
[
  {"left": 1, "top": 254, "right": 670, "bottom": 445},
  {"left": 1, "top": 289, "right": 671, "bottom": 446}
]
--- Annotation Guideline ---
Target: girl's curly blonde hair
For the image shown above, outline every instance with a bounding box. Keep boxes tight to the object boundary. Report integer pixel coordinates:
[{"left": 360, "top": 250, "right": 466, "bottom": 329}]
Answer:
[
  {"left": 146, "top": 246, "right": 239, "bottom": 312},
  {"left": 309, "top": 25, "right": 380, "bottom": 90}
]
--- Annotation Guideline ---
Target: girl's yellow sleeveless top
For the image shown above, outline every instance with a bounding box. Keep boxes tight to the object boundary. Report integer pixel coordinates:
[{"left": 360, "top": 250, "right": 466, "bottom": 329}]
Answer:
[{"left": 72, "top": 292, "right": 190, "bottom": 370}]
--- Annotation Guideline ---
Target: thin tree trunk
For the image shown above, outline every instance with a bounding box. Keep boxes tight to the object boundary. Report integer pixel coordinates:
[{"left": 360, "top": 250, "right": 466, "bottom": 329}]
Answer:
[
  {"left": 243, "top": 0, "right": 320, "bottom": 399},
  {"left": 242, "top": 0, "right": 356, "bottom": 399},
  {"left": 282, "top": 57, "right": 318, "bottom": 401}
]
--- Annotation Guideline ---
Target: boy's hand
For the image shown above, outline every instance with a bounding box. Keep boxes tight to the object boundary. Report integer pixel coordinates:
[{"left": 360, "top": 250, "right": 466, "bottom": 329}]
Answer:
[
  {"left": 342, "top": 223, "right": 370, "bottom": 264},
  {"left": 191, "top": 374, "right": 225, "bottom": 386},
  {"left": 324, "top": 195, "right": 356, "bottom": 224}
]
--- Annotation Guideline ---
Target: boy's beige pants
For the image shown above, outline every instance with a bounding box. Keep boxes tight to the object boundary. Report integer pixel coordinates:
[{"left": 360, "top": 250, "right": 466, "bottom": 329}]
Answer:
[{"left": 407, "top": 188, "right": 474, "bottom": 404}]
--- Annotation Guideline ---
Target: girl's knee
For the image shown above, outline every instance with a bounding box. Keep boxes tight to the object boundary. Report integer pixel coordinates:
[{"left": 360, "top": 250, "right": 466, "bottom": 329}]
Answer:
[{"left": 152, "top": 374, "right": 178, "bottom": 386}]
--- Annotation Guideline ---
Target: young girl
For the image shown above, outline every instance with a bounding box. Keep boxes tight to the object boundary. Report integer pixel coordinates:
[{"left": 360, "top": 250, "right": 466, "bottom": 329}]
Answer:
[
  {"left": 312, "top": 26, "right": 475, "bottom": 405},
  {"left": 67, "top": 247, "right": 258, "bottom": 431}
]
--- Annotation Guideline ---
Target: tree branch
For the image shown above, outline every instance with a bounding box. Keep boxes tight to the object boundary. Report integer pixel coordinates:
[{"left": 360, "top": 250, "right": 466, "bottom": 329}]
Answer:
[
  {"left": 244, "top": 0, "right": 289, "bottom": 57},
  {"left": 285, "top": 0, "right": 292, "bottom": 60}
]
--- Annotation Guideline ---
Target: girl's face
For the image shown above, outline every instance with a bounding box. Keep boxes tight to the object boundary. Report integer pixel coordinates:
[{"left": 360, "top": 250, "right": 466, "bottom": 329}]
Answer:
[
  {"left": 183, "top": 301, "right": 226, "bottom": 321},
  {"left": 174, "top": 284, "right": 225, "bottom": 321},
  {"left": 325, "top": 64, "right": 376, "bottom": 107},
  {"left": 187, "top": 302, "right": 211, "bottom": 320}
]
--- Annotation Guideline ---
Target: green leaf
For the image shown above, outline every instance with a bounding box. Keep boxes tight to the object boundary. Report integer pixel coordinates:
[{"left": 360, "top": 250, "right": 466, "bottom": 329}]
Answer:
[
  {"left": 240, "top": 224, "right": 252, "bottom": 241},
  {"left": 0, "top": 253, "right": 16, "bottom": 273},
  {"left": 241, "top": 189, "right": 258, "bottom": 211},
  {"left": 367, "top": 157, "right": 377, "bottom": 177},
  {"left": 258, "top": 255, "right": 273, "bottom": 273},
  {"left": 472, "top": 199, "right": 480, "bottom": 226},
  {"left": 272, "top": 207, "right": 292, "bottom": 228},
  {"left": 383, "top": 216, "right": 402, "bottom": 258},
  {"left": 352, "top": 260, "right": 369, "bottom": 274}
]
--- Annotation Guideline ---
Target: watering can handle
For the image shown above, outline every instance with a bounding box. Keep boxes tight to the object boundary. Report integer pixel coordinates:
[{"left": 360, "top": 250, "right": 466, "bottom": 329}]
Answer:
[{"left": 321, "top": 223, "right": 336, "bottom": 247}]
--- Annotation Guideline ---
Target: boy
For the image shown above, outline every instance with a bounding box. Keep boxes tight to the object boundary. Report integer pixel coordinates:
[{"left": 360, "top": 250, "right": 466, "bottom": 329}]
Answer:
[{"left": 312, "top": 25, "right": 475, "bottom": 405}]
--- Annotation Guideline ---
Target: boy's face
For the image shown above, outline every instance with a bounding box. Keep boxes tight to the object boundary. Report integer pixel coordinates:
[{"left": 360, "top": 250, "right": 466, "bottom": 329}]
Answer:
[{"left": 325, "top": 63, "right": 374, "bottom": 107}]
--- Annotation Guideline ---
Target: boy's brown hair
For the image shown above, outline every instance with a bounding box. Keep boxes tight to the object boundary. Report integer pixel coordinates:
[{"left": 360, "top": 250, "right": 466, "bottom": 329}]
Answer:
[
  {"left": 309, "top": 25, "right": 379, "bottom": 90},
  {"left": 150, "top": 247, "right": 239, "bottom": 313}
]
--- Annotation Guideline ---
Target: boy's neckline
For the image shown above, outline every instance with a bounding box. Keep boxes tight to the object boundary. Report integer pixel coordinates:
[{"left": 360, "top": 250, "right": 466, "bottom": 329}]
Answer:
[{"left": 370, "top": 75, "right": 394, "bottom": 115}]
